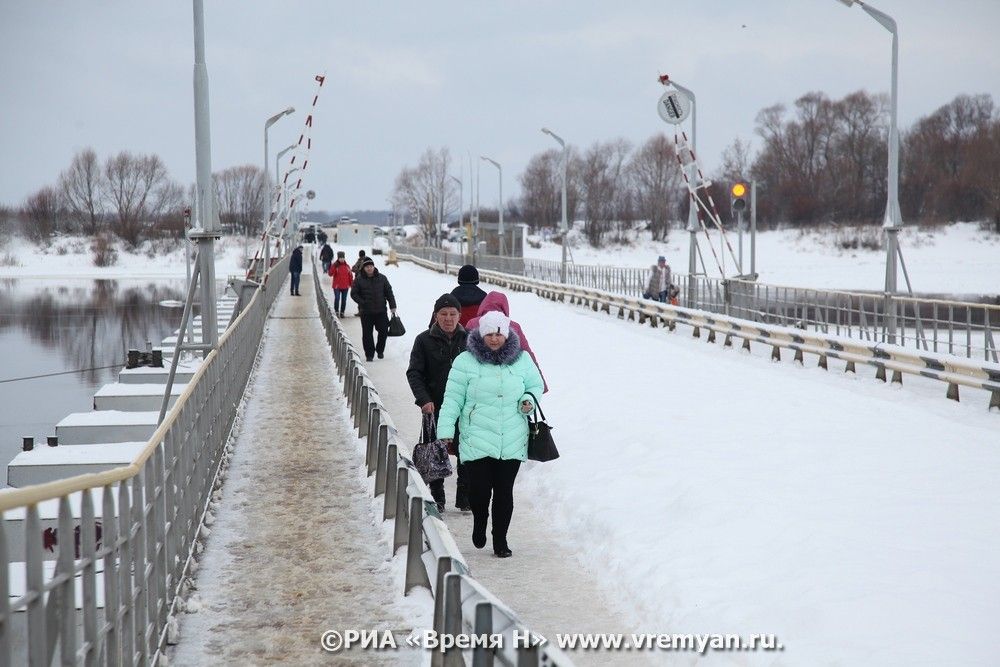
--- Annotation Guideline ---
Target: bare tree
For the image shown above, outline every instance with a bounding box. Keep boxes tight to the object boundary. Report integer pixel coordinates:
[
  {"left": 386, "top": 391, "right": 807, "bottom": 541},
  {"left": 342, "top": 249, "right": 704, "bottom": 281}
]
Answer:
[
  {"left": 103, "top": 151, "right": 178, "bottom": 247},
  {"left": 518, "top": 147, "right": 582, "bottom": 233},
  {"left": 391, "top": 148, "right": 457, "bottom": 246},
  {"left": 630, "top": 133, "right": 684, "bottom": 241},
  {"left": 214, "top": 165, "right": 267, "bottom": 235},
  {"left": 58, "top": 148, "right": 104, "bottom": 234},
  {"left": 22, "top": 186, "right": 61, "bottom": 242},
  {"left": 579, "top": 139, "right": 631, "bottom": 246}
]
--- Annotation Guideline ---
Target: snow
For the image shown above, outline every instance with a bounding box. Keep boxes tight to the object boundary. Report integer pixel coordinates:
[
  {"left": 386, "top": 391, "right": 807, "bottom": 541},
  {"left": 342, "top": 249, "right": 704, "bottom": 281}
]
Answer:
[
  {"left": 0, "top": 234, "right": 249, "bottom": 279},
  {"left": 7, "top": 441, "right": 145, "bottom": 465},
  {"left": 169, "top": 264, "right": 426, "bottom": 665},
  {"left": 525, "top": 222, "right": 1000, "bottom": 295},
  {"left": 93, "top": 383, "right": 186, "bottom": 398},
  {"left": 55, "top": 410, "right": 158, "bottom": 427},
  {"left": 339, "top": 253, "right": 1000, "bottom": 666}
]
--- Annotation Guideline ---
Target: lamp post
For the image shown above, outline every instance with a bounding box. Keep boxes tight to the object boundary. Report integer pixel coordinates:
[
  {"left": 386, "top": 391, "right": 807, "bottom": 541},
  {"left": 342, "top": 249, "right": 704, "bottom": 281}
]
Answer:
[
  {"left": 480, "top": 156, "right": 503, "bottom": 259},
  {"left": 449, "top": 174, "right": 463, "bottom": 259},
  {"left": 836, "top": 0, "right": 902, "bottom": 344},
  {"left": 275, "top": 143, "right": 295, "bottom": 187},
  {"left": 666, "top": 77, "right": 699, "bottom": 308},
  {"left": 262, "top": 106, "right": 294, "bottom": 273},
  {"left": 191, "top": 0, "right": 219, "bottom": 355},
  {"left": 542, "top": 127, "right": 569, "bottom": 283}
]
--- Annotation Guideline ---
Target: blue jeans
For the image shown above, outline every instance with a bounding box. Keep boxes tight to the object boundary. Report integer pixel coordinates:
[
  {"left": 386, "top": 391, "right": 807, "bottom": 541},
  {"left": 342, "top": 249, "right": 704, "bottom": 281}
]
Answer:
[
  {"left": 290, "top": 271, "right": 301, "bottom": 294},
  {"left": 333, "top": 288, "right": 349, "bottom": 314}
]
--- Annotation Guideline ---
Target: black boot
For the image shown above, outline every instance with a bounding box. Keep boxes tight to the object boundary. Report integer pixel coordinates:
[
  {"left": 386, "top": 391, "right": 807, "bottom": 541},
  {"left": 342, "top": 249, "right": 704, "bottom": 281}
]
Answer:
[
  {"left": 455, "top": 486, "right": 471, "bottom": 512},
  {"left": 472, "top": 518, "right": 487, "bottom": 549}
]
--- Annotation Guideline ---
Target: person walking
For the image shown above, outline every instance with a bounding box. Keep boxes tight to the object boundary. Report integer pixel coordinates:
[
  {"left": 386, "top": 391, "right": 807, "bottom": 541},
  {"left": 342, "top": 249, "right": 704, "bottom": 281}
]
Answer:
[
  {"left": 406, "top": 294, "right": 470, "bottom": 512},
  {"left": 438, "top": 311, "right": 544, "bottom": 558},
  {"left": 645, "top": 255, "right": 672, "bottom": 303},
  {"left": 467, "top": 291, "right": 548, "bottom": 393},
  {"left": 451, "top": 264, "right": 488, "bottom": 327},
  {"left": 328, "top": 250, "right": 353, "bottom": 317},
  {"left": 350, "top": 257, "right": 397, "bottom": 361},
  {"left": 289, "top": 245, "right": 303, "bottom": 296},
  {"left": 319, "top": 241, "right": 334, "bottom": 274},
  {"left": 351, "top": 249, "right": 367, "bottom": 275}
]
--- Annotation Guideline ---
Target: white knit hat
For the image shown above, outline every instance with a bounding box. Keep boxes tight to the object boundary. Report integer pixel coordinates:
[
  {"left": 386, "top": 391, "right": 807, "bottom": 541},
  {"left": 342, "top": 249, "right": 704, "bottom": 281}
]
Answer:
[{"left": 479, "top": 311, "right": 510, "bottom": 337}]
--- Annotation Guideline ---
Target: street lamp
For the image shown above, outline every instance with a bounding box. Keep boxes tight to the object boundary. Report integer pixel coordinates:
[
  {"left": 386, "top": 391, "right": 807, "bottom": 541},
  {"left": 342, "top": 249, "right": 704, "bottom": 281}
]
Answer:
[
  {"left": 480, "top": 156, "right": 503, "bottom": 258},
  {"left": 262, "top": 106, "right": 294, "bottom": 273},
  {"left": 275, "top": 143, "right": 296, "bottom": 187},
  {"left": 542, "top": 127, "right": 569, "bottom": 283},
  {"left": 449, "top": 174, "right": 464, "bottom": 259},
  {"left": 836, "top": 0, "right": 902, "bottom": 343}
]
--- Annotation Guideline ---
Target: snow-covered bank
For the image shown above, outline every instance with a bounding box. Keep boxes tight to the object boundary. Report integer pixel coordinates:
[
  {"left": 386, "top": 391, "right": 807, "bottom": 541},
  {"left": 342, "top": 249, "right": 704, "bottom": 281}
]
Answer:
[
  {"left": 525, "top": 222, "right": 1000, "bottom": 295},
  {"left": 0, "top": 234, "right": 250, "bottom": 279}
]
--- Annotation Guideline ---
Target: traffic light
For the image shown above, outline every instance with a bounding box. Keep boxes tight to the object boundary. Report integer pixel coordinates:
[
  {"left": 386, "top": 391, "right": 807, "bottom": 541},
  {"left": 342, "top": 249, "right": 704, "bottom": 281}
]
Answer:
[{"left": 731, "top": 182, "right": 748, "bottom": 213}]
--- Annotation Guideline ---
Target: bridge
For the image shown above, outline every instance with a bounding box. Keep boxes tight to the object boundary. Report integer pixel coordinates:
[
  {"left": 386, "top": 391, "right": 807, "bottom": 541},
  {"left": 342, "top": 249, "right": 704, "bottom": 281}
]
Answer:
[{"left": 1, "top": 242, "right": 998, "bottom": 665}]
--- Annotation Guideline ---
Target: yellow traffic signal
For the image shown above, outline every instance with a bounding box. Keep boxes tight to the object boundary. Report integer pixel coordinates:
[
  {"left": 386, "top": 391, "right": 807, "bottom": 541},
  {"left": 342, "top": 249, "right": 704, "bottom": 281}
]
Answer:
[{"left": 731, "top": 182, "right": 748, "bottom": 212}]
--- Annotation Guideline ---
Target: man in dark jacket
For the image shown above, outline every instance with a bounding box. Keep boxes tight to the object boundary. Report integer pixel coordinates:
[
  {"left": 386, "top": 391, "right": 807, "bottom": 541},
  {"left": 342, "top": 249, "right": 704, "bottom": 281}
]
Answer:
[
  {"left": 319, "top": 242, "right": 334, "bottom": 273},
  {"left": 350, "top": 257, "right": 397, "bottom": 361},
  {"left": 351, "top": 249, "right": 367, "bottom": 275},
  {"left": 451, "top": 264, "right": 488, "bottom": 327},
  {"left": 289, "top": 245, "right": 304, "bottom": 296},
  {"left": 407, "top": 293, "right": 469, "bottom": 511}
]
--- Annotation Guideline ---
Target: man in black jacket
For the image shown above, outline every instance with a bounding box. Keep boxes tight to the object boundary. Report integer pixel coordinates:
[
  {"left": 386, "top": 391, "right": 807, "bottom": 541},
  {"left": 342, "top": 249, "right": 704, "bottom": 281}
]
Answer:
[
  {"left": 289, "top": 245, "right": 303, "bottom": 296},
  {"left": 319, "top": 242, "right": 334, "bottom": 273},
  {"left": 350, "top": 257, "right": 397, "bottom": 361},
  {"left": 406, "top": 293, "right": 469, "bottom": 511}
]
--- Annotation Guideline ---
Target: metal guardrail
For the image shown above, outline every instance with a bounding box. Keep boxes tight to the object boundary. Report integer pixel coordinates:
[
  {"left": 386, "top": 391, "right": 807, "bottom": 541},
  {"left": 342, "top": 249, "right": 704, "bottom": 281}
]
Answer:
[
  {"left": 0, "top": 254, "right": 290, "bottom": 665},
  {"left": 401, "top": 254, "right": 1000, "bottom": 411},
  {"left": 397, "top": 243, "right": 999, "bottom": 363},
  {"left": 310, "top": 261, "right": 572, "bottom": 667}
]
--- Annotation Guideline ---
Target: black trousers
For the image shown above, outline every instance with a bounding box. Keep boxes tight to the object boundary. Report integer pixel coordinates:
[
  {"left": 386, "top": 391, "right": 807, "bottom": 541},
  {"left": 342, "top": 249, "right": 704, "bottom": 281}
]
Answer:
[
  {"left": 464, "top": 457, "right": 521, "bottom": 551},
  {"left": 359, "top": 312, "right": 389, "bottom": 359},
  {"left": 429, "top": 443, "right": 467, "bottom": 507},
  {"left": 290, "top": 271, "right": 301, "bottom": 294}
]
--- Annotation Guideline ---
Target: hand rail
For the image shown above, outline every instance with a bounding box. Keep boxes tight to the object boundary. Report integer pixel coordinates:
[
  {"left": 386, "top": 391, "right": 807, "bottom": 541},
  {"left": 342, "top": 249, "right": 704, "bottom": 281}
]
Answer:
[
  {"left": 400, "top": 253, "right": 1000, "bottom": 411},
  {"left": 0, "top": 253, "right": 291, "bottom": 665},
  {"left": 310, "top": 260, "right": 574, "bottom": 666}
]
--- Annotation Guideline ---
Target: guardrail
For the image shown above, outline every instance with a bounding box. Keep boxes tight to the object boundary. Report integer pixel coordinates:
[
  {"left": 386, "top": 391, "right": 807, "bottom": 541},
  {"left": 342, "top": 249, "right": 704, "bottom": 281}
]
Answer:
[
  {"left": 397, "top": 243, "right": 999, "bottom": 363},
  {"left": 400, "top": 254, "right": 1000, "bottom": 411},
  {"left": 310, "top": 262, "right": 572, "bottom": 666},
  {"left": 0, "top": 254, "right": 290, "bottom": 666}
]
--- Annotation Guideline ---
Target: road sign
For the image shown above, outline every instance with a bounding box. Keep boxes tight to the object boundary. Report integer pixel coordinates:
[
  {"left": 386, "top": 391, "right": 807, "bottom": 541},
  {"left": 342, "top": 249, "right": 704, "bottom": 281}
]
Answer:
[{"left": 657, "top": 89, "right": 691, "bottom": 125}]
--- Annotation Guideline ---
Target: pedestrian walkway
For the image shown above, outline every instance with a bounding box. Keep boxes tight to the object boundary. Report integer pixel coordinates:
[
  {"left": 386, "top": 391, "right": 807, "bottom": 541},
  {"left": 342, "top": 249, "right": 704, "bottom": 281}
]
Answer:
[
  {"left": 170, "top": 263, "right": 420, "bottom": 665},
  {"left": 334, "top": 266, "right": 653, "bottom": 667}
]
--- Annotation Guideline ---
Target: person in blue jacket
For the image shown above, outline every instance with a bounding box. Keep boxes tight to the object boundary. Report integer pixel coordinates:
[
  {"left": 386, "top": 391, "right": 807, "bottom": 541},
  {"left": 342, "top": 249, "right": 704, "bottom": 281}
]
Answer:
[{"left": 438, "top": 310, "right": 544, "bottom": 558}]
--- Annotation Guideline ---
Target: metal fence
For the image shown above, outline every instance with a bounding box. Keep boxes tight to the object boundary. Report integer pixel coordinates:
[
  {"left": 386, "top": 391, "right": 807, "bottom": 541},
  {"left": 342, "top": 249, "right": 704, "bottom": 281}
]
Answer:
[
  {"left": 401, "top": 254, "right": 1000, "bottom": 410},
  {"left": 0, "top": 254, "right": 290, "bottom": 666},
  {"left": 395, "top": 243, "right": 999, "bottom": 362},
  {"left": 311, "top": 262, "right": 573, "bottom": 667}
]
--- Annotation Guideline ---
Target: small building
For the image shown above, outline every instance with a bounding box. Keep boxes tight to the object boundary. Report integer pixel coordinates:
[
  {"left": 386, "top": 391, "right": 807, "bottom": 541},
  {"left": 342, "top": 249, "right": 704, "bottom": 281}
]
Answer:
[{"left": 334, "top": 220, "right": 375, "bottom": 247}]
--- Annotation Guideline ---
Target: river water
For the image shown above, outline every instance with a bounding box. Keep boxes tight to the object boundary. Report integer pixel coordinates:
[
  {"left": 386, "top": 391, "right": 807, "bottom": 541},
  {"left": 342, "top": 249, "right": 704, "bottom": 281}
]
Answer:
[{"left": 0, "top": 278, "right": 187, "bottom": 488}]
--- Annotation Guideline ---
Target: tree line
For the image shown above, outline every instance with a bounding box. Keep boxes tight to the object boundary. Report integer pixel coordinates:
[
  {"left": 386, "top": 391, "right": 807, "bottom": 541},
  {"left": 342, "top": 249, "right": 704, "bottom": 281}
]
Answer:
[
  {"left": 391, "top": 91, "right": 1000, "bottom": 248},
  {"left": 10, "top": 148, "right": 269, "bottom": 247}
]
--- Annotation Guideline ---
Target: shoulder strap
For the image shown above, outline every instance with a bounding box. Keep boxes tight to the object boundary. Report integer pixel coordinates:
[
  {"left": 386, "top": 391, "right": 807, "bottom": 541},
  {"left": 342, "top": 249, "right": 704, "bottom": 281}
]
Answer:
[{"left": 523, "top": 391, "right": 545, "bottom": 421}]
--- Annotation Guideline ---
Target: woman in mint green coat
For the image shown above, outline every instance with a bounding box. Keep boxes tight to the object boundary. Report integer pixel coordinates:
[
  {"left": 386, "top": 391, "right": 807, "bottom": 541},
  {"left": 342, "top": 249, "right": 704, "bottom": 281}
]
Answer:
[{"left": 438, "top": 310, "right": 544, "bottom": 558}]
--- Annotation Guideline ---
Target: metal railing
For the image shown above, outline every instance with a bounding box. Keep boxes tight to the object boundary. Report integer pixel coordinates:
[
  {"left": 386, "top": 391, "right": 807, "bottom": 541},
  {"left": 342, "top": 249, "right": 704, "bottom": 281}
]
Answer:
[
  {"left": 401, "top": 254, "right": 1000, "bottom": 411},
  {"left": 0, "top": 255, "right": 290, "bottom": 665},
  {"left": 395, "top": 242, "right": 999, "bottom": 362},
  {"left": 311, "top": 262, "right": 572, "bottom": 667}
]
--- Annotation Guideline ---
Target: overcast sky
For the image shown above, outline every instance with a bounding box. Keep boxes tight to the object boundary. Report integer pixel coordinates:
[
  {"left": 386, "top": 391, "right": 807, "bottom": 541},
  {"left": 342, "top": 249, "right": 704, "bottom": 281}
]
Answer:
[{"left": 3, "top": 1, "right": 999, "bottom": 214}]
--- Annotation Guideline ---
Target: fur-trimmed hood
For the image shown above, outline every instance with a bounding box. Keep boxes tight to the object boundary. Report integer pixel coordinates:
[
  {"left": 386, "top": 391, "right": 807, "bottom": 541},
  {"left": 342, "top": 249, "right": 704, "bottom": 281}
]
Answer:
[{"left": 466, "top": 329, "right": 522, "bottom": 365}]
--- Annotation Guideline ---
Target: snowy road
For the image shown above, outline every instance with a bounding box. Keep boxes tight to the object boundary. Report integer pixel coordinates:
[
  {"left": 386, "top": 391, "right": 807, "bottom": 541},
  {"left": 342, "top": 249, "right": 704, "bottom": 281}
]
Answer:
[
  {"left": 170, "top": 267, "right": 424, "bottom": 665},
  {"left": 332, "top": 255, "right": 1000, "bottom": 667}
]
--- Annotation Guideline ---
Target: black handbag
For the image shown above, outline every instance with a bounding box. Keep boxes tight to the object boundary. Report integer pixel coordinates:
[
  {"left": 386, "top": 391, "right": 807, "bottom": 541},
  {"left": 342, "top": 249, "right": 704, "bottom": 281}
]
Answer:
[
  {"left": 524, "top": 392, "right": 558, "bottom": 462},
  {"left": 412, "top": 414, "right": 453, "bottom": 483},
  {"left": 387, "top": 314, "right": 406, "bottom": 337}
]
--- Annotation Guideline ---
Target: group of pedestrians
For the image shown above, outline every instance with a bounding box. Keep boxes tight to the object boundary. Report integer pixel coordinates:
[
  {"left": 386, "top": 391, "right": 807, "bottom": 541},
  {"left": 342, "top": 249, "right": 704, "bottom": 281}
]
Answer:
[
  {"left": 320, "top": 250, "right": 549, "bottom": 559},
  {"left": 406, "top": 265, "right": 546, "bottom": 559}
]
